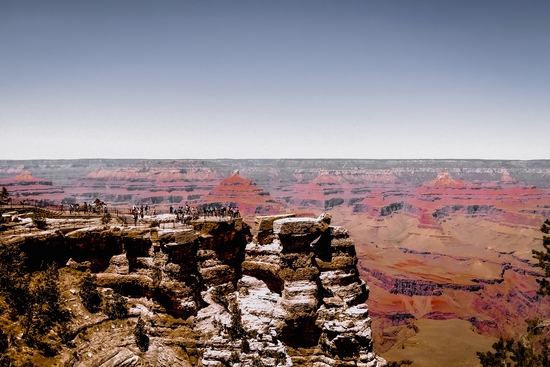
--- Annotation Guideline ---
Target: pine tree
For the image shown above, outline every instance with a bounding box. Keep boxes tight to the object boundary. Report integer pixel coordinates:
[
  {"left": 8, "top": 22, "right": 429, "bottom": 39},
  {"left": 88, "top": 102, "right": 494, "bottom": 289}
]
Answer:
[
  {"left": 23, "top": 263, "right": 62, "bottom": 337},
  {"left": 133, "top": 316, "right": 149, "bottom": 352},
  {"left": 0, "top": 187, "right": 8, "bottom": 204},
  {"left": 228, "top": 301, "right": 245, "bottom": 340},
  {"left": 478, "top": 220, "right": 550, "bottom": 366},
  {"left": 532, "top": 219, "right": 550, "bottom": 296},
  {"left": 80, "top": 271, "right": 101, "bottom": 313}
]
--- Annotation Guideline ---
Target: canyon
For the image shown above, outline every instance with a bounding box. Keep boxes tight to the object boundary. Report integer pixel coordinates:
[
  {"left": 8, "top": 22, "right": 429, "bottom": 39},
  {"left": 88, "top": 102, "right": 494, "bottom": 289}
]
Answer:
[{"left": 1, "top": 159, "right": 550, "bottom": 365}]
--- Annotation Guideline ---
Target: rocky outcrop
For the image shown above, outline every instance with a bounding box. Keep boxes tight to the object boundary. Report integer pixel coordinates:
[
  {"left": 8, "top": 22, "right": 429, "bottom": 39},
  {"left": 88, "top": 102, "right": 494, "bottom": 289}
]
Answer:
[
  {"left": 5, "top": 214, "right": 384, "bottom": 366},
  {"left": 197, "top": 213, "right": 385, "bottom": 366}
]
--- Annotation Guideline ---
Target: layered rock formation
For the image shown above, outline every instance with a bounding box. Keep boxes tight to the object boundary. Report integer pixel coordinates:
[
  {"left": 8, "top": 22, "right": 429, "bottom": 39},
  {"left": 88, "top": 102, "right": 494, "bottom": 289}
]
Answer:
[
  {"left": 2, "top": 214, "right": 385, "bottom": 367},
  {"left": 199, "top": 172, "right": 284, "bottom": 219},
  {"left": 196, "top": 213, "right": 385, "bottom": 366}
]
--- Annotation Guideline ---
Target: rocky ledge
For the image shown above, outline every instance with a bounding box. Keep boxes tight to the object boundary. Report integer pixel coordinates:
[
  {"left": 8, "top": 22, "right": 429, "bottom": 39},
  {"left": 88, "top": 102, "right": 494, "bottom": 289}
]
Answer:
[{"left": 6, "top": 213, "right": 385, "bottom": 367}]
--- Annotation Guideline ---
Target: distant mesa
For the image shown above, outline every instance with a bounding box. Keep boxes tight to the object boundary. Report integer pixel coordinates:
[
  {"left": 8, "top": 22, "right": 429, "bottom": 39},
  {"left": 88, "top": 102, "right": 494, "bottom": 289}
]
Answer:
[
  {"left": 500, "top": 169, "right": 518, "bottom": 184},
  {"left": 202, "top": 172, "right": 267, "bottom": 199},
  {"left": 0, "top": 171, "right": 58, "bottom": 200},
  {"left": 216, "top": 172, "right": 251, "bottom": 187},
  {"left": 13, "top": 171, "right": 44, "bottom": 182},
  {"left": 427, "top": 170, "right": 467, "bottom": 188},
  {"left": 0, "top": 171, "right": 51, "bottom": 185},
  {"left": 308, "top": 171, "right": 342, "bottom": 187},
  {"left": 86, "top": 166, "right": 218, "bottom": 182},
  {"left": 302, "top": 172, "right": 344, "bottom": 196}
]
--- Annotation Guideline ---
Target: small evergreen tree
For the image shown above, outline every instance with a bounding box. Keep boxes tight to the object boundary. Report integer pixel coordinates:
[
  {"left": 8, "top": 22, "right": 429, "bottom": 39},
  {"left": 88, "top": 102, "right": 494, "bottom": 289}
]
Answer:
[
  {"left": 478, "top": 220, "right": 550, "bottom": 367},
  {"left": 80, "top": 271, "right": 101, "bottom": 313},
  {"left": 0, "top": 187, "right": 8, "bottom": 204},
  {"left": 532, "top": 219, "right": 550, "bottom": 296},
  {"left": 21, "top": 263, "right": 67, "bottom": 356},
  {"left": 133, "top": 316, "right": 149, "bottom": 352},
  {"left": 104, "top": 292, "right": 128, "bottom": 319},
  {"left": 23, "top": 263, "right": 62, "bottom": 337},
  {"left": 477, "top": 335, "right": 550, "bottom": 367},
  {"left": 0, "top": 242, "right": 30, "bottom": 315},
  {"left": 227, "top": 301, "right": 245, "bottom": 340}
]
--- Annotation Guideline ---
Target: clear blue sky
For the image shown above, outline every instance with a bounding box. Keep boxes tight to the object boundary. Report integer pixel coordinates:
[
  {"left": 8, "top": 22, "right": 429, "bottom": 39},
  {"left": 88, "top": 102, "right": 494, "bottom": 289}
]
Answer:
[{"left": 1, "top": 0, "right": 549, "bottom": 160}]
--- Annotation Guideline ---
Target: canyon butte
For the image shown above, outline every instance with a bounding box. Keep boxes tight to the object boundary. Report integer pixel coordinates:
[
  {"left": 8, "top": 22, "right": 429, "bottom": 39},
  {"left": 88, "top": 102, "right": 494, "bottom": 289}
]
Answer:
[{"left": 1, "top": 158, "right": 550, "bottom": 366}]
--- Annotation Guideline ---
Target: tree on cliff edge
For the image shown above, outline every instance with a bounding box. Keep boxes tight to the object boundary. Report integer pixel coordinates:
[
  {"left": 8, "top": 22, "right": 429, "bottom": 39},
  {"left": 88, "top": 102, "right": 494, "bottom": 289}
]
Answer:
[
  {"left": 0, "top": 187, "right": 8, "bottom": 204},
  {"left": 533, "top": 219, "right": 550, "bottom": 296},
  {"left": 477, "top": 219, "right": 550, "bottom": 367},
  {"left": 80, "top": 271, "right": 101, "bottom": 313}
]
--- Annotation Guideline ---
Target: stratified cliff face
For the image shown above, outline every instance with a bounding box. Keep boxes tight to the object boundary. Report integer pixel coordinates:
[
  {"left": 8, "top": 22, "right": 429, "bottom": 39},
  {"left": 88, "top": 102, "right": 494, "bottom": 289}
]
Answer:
[
  {"left": 196, "top": 213, "right": 384, "bottom": 367},
  {"left": 4, "top": 214, "right": 385, "bottom": 367}
]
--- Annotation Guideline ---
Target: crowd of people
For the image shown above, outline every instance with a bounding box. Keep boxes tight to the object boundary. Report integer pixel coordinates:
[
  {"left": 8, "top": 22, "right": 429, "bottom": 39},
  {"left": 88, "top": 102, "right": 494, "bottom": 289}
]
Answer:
[
  {"left": 126, "top": 203, "right": 241, "bottom": 226},
  {"left": 170, "top": 204, "right": 241, "bottom": 222},
  {"left": 26, "top": 198, "right": 242, "bottom": 226},
  {"left": 130, "top": 204, "right": 157, "bottom": 224},
  {"left": 67, "top": 201, "right": 108, "bottom": 215}
]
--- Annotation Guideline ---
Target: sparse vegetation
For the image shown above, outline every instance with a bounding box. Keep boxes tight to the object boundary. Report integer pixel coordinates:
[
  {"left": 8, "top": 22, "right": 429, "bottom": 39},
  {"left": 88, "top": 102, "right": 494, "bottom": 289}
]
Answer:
[
  {"left": 478, "top": 220, "right": 550, "bottom": 367},
  {"left": 101, "top": 212, "right": 112, "bottom": 224},
  {"left": 227, "top": 300, "right": 245, "bottom": 340},
  {"left": 477, "top": 334, "right": 550, "bottom": 367},
  {"left": 211, "top": 285, "right": 230, "bottom": 311},
  {"left": 104, "top": 292, "right": 128, "bottom": 319},
  {"left": 32, "top": 211, "right": 47, "bottom": 229},
  {"left": 151, "top": 265, "right": 162, "bottom": 288},
  {"left": 23, "top": 263, "right": 69, "bottom": 356},
  {"left": 0, "top": 187, "right": 9, "bottom": 204},
  {"left": 80, "top": 271, "right": 102, "bottom": 313},
  {"left": 0, "top": 244, "right": 68, "bottom": 357},
  {"left": 533, "top": 219, "right": 550, "bottom": 296},
  {"left": 134, "top": 316, "right": 149, "bottom": 352},
  {"left": 241, "top": 337, "right": 250, "bottom": 353}
]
